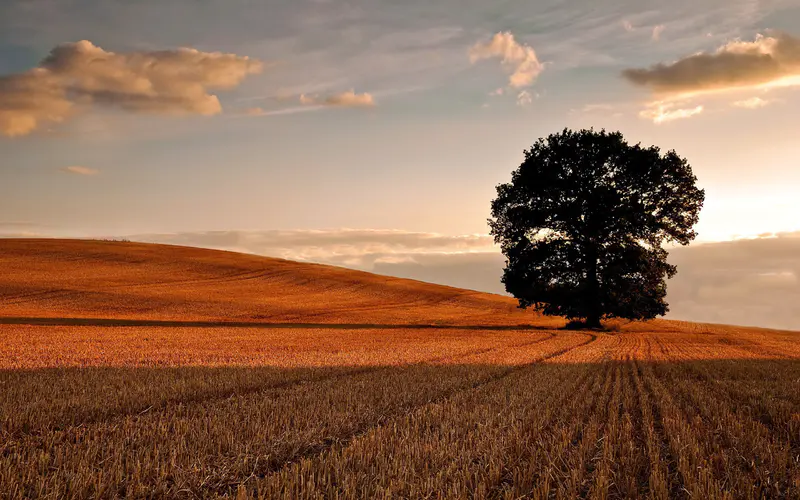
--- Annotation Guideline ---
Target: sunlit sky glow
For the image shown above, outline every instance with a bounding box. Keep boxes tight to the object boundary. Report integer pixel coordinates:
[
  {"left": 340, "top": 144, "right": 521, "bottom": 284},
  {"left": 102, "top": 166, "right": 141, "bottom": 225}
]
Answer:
[{"left": 2, "top": 0, "right": 800, "bottom": 243}]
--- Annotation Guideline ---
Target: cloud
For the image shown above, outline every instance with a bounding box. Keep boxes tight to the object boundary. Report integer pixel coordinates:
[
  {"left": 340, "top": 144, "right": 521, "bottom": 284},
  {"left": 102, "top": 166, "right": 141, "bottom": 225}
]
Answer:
[
  {"left": 0, "top": 69, "right": 73, "bottom": 137},
  {"left": 374, "top": 252, "right": 507, "bottom": 294},
  {"left": 124, "top": 228, "right": 800, "bottom": 330},
  {"left": 129, "top": 229, "right": 495, "bottom": 269},
  {"left": 581, "top": 103, "right": 614, "bottom": 113},
  {"left": 299, "top": 94, "right": 317, "bottom": 105},
  {"left": 639, "top": 101, "right": 704, "bottom": 123},
  {"left": 299, "top": 90, "right": 376, "bottom": 107},
  {"left": 622, "top": 32, "right": 800, "bottom": 97},
  {"left": 238, "top": 105, "right": 324, "bottom": 117},
  {"left": 516, "top": 90, "right": 533, "bottom": 107},
  {"left": 652, "top": 25, "right": 665, "bottom": 41},
  {"left": 60, "top": 165, "right": 98, "bottom": 175},
  {"left": 0, "top": 221, "right": 44, "bottom": 228},
  {"left": 129, "top": 229, "right": 503, "bottom": 294},
  {"left": 666, "top": 232, "right": 800, "bottom": 330},
  {"left": 732, "top": 96, "right": 771, "bottom": 108},
  {"left": 469, "top": 32, "right": 543, "bottom": 88},
  {"left": 622, "top": 20, "right": 634, "bottom": 32},
  {"left": 378, "top": 233, "right": 800, "bottom": 330},
  {"left": 0, "top": 40, "right": 262, "bottom": 137}
]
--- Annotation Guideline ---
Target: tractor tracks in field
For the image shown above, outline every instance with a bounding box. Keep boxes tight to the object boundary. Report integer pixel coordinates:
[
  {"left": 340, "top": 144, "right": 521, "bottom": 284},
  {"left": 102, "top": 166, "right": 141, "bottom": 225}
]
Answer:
[
  {"left": 1, "top": 331, "right": 561, "bottom": 441},
  {"left": 2, "top": 332, "right": 598, "bottom": 498},
  {"left": 208, "top": 332, "right": 600, "bottom": 496},
  {"left": 485, "top": 361, "right": 613, "bottom": 499},
  {"left": 0, "top": 268, "right": 286, "bottom": 306}
]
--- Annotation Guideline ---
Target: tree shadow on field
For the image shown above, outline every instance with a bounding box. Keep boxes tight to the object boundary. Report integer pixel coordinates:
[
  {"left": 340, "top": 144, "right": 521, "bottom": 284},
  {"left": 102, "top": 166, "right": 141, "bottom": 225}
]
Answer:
[{"left": 0, "top": 316, "right": 552, "bottom": 331}]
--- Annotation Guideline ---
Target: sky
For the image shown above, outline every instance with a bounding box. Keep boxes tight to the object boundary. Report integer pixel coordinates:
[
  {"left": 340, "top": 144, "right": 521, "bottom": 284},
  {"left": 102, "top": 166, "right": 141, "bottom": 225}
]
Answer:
[{"left": 2, "top": 0, "right": 800, "bottom": 329}]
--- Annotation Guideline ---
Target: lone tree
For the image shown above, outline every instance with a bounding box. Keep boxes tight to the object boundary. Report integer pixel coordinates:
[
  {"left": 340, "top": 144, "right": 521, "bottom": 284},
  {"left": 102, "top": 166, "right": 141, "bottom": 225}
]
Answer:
[{"left": 489, "top": 128, "right": 704, "bottom": 328}]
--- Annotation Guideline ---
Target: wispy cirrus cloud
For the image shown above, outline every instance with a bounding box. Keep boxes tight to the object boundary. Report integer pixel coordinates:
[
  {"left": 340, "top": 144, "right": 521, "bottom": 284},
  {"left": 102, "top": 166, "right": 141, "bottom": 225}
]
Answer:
[
  {"left": 469, "top": 31, "right": 543, "bottom": 89},
  {"left": 299, "top": 89, "right": 376, "bottom": 107},
  {"left": 581, "top": 103, "right": 614, "bottom": 113},
  {"left": 0, "top": 221, "right": 49, "bottom": 237},
  {"left": 238, "top": 105, "right": 324, "bottom": 118},
  {"left": 621, "top": 19, "right": 665, "bottom": 41},
  {"left": 639, "top": 101, "right": 704, "bottom": 123},
  {"left": 61, "top": 165, "right": 99, "bottom": 175},
  {"left": 516, "top": 90, "right": 534, "bottom": 107},
  {"left": 732, "top": 96, "right": 772, "bottom": 108},
  {"left": 0, "top": 40, "right": 262, "bottom": 137}
]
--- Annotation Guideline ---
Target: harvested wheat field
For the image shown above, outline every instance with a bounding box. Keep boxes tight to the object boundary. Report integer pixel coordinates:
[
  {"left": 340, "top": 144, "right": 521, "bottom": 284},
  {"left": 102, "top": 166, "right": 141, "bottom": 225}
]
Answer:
[{"left": 1, "top": 239, "right": 799, "bottom": 499}]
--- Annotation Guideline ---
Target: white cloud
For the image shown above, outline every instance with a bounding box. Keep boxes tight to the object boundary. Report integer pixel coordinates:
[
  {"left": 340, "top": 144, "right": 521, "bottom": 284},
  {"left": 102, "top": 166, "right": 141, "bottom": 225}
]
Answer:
[
  {"left": 639, "top": 101, "right": 704, "bottom": 123},
  {"left": 236, "top": 104, "right": 327, "bottom": 118},
  {"left": 516, "top": 90, "right": 533, "bottom": 107},
  {"left": 622, "top": 20, "right": 634, "bottom": 32},
  {"left": 60, "top": 165, "right": 98, "bottom": 175},
  {"left": 581, "top": 103, "right": 614, "bottom": 113},
  {"left": 299, "top": 90, "right": 376, "bottom": 107},
  {"left": 129, "top": 229, "right": 495, "bottom": 270},
  {"left": 0, "top": 40, "right": 262, "bottom": 137},
  {"left": 651, "top": 25, "right": 665, "bottom": 41},
  {"left": 732, "top": 96, "right": 771, "bottom": 108},
  {"left": 299, "top": 94, "right": 317, "bottom": 105},
  {"left": 469, "top": 31, "right": 543, "bottom": 88}
]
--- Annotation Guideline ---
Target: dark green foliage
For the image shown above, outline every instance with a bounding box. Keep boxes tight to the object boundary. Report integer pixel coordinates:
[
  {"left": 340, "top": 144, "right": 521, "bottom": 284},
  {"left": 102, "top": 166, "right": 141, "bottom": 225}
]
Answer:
[{"left": 489, "top": 128, "right": 704, "bottom": 327}]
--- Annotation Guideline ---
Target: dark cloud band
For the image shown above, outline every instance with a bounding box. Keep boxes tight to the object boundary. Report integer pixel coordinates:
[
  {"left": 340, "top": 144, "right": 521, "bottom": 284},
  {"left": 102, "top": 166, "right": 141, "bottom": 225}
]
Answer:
[
  {"left": 126, "top": 229, "right": 800, "bottom": 331},
  {"left": 622, "top": 32, "right": 800, "bottom": 95}
]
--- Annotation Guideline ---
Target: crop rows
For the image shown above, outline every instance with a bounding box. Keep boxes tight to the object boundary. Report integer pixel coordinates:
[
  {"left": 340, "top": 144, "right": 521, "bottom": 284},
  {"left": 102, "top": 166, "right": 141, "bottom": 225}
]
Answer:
[
  {"left": 0, "top": 331, "right": 588, "bottom": 498},
  {"left": 0, "top": 329, "right": 563, "bottom": 436},
  {"left": 1, "top": 328, "right": 798, "bottom": 498},
  {"left": 0, "top": 326, "right": 558, "bottom": 369},
  {"left": 249, "top": 341, "right": 799, "bottom": 499}
]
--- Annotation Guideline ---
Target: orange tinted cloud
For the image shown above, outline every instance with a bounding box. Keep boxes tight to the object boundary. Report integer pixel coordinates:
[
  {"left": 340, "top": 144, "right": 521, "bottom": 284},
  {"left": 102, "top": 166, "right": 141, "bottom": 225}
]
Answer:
[
  {"left": 622, "top": 33, "right": 800, "bottom": 96},
  {"left": 469, "top": 32, "right": 543, "bottom": 88},
  {"left": 0, "top": 69, "right": 73, "bottom": 137},
  {"left": 0, "top": 40, "right": 262, "bottom": 137},
  {"left": 61, "top": 166, "right": 98, "bottom": 175},
  {"left": 299, "top": 90, "right": 376, "bottom": 107},
  {"left": 639, "top": 102, "right": 704, "bottom": 123},
  {"left": 732, "top": 96, "right": 771, "bottom": 108}
]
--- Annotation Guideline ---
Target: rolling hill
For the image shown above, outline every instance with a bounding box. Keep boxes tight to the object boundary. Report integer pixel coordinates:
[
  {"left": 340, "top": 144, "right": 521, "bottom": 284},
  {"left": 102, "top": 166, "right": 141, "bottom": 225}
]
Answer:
[{"left": 0, "top": 238, "right": 551, "bottom": 326}]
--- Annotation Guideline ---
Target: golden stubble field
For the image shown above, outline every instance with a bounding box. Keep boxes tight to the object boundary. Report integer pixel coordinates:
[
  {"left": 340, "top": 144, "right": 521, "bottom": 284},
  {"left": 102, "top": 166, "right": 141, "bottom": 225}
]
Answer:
[{"left": 0, "top": 239, "right": 798, "bottom": 499}]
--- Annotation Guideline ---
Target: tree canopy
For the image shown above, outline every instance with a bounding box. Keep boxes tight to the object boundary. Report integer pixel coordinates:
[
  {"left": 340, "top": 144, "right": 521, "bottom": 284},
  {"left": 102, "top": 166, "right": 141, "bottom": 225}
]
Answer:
[{"left": 489, "top": 128, "right": 704, "bottom": 328}]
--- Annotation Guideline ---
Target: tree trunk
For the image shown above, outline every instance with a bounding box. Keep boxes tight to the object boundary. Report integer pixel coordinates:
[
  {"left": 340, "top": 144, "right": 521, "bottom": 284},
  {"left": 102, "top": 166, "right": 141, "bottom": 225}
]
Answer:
[
  {"left": 586, "top": 311, "right": 602, "bottom": 329},
  {"left": 586, "top": 246, "right": 601, "bottom": 329}
]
